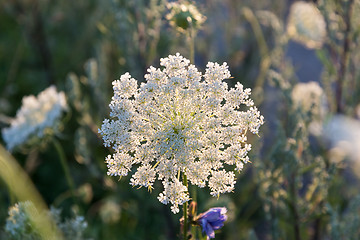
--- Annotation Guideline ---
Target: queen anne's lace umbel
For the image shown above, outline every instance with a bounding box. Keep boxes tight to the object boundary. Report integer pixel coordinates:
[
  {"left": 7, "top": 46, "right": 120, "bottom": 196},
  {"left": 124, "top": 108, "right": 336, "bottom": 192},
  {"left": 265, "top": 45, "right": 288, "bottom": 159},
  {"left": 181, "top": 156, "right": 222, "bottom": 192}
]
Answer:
[{"left": 99, "top": 53, "right": 264, "bottom": 213}]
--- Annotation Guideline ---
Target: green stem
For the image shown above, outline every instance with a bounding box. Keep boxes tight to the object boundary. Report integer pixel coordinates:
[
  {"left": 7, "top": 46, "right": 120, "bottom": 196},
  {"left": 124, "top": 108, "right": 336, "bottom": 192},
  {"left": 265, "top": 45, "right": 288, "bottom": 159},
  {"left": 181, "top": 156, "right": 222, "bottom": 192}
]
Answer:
[
  {"left": 184, "top": 25, "right": 194, "bottom": 240},
  {"left": 290, "top": 172, "right": 301, "bottom": 240},
  {"left": 335, "top": 0, "right": 354, "bottom": 113},
  {"left": 190, "top": 186, "right": 197, "bottom": 238},
  {"left": 52, "top": 139, "right": 77, "bottom": 205},
  {"left": 242, "top": 7, "right": 270, "bottom": 89},
  {"left": 187, "top": 25, "right": 195, "bottom": 64},
  {"left": 183, "top": 173, "right": 188, "bottom": 240}
]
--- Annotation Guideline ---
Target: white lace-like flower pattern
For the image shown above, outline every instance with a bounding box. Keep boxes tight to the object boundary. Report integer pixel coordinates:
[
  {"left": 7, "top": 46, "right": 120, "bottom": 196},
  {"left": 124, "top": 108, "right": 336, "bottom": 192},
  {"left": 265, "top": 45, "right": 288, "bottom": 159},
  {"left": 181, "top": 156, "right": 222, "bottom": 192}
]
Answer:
[
  {"left": 2, "top": 86, "right": 67, "bottom": 151},
  {"left": 99, "top": 53, "right": 264, "bottom": 213}
]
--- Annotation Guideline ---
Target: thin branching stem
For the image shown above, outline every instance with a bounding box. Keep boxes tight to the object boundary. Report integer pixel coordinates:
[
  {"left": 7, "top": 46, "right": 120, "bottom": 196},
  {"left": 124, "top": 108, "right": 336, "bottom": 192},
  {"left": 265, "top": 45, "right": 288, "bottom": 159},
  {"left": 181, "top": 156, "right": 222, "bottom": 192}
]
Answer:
[
  {"left": 53, "top": 139, "right": 77, "bottom": 205},
  {"left": 188, "top": 24, "right": 195, "bottom": 64},
  {"left": 242, "top": 7, "right": 271, "bottom": 90},
  {"left": 336, "top": 0, "right": 354, "bottom": 113},
  {"left": 290, "top": 172, "right": 301, "bottom": 240}
]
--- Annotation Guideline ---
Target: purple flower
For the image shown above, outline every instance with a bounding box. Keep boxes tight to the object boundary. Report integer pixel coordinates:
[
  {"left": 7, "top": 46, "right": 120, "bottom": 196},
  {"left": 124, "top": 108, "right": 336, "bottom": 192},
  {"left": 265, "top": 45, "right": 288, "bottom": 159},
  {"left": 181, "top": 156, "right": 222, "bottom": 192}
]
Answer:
[{"left": 197, "top": 207, "right": 227, "bottom": 239}]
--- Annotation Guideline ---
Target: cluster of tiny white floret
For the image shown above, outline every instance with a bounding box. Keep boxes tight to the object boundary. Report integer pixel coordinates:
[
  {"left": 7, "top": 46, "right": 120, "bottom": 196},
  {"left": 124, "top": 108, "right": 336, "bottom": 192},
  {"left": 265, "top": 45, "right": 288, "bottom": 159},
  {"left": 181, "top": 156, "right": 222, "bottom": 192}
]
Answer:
[
  {"left": 158, "top": 179, "right": 190, "bottom": 213},
  {"left": 2, "top": 86, "right": 67, "bottom": 151},
  {"left": 99, "top": 53, "right": 264, "bottom": 213}
]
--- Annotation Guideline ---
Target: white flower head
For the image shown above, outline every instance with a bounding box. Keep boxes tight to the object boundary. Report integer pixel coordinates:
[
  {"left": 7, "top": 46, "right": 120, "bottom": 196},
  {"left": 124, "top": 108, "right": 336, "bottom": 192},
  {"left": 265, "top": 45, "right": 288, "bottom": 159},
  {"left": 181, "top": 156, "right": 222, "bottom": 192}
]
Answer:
[
  {"left": 2, "top": 86, "right": 67, "bottom": 151},
  {"left": 323, "top": 115, "right": 360, "bottom": 163},
  {"left": 287, "top": 1, "right": 326, "bottom": 49},
  {"left": 99, "top": 53, "right": 264, "bottom": 213},
  {"left": 291, "top": 81, "right": 327, "bottom": 135},
  {"left": 291, "top": 81, "right": 327, "bottom": 117},
  {"left": 208, "top": 170, "right": 236, "bottom": 198}
]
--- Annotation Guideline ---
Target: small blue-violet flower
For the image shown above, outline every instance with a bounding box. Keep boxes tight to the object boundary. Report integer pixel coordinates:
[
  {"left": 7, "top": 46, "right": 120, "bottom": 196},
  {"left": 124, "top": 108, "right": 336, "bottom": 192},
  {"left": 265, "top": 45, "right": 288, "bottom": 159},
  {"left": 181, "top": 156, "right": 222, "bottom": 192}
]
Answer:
[{"left": 197, "top": 207, "right": 227, "bottom": 239}]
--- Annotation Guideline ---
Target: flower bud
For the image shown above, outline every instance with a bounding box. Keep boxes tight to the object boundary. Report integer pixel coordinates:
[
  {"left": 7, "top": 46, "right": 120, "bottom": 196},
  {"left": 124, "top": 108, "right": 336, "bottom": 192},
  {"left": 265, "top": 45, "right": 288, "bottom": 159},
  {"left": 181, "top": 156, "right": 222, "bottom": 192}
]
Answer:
[{"left": 166, "top": 1, "right": 206, "bottom": 33}]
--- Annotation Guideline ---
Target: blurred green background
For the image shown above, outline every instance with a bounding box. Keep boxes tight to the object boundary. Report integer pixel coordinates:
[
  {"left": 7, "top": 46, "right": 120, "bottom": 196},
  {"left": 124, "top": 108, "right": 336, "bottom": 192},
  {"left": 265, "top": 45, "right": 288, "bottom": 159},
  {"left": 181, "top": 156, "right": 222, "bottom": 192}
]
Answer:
[{"left": 1, "top": 0, "right": 360, "bottom": 239}]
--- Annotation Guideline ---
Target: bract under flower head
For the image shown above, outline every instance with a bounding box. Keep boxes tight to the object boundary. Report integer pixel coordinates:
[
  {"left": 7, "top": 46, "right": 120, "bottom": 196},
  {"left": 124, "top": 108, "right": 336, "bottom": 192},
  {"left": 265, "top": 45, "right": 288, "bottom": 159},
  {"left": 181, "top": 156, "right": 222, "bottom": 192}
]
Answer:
[
  {"left": 99, "top": 53, "right": 264, "bottom": 213},
  {"left": 2, "top": 86, "right": 67, "bottom": 151},
  {"left": 197, "top": 207, "right": 228, "bottom": 239}
]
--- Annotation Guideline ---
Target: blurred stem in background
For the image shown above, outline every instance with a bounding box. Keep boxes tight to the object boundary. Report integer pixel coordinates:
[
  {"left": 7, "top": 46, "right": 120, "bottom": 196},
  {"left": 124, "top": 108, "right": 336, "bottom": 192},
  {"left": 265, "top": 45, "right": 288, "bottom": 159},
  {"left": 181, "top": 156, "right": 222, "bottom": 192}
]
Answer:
[
  {"left": 0, "top": 144, "right": 63, "bottom": 239},
  {"left": 187, "top": 24, "right": 195, "bottom": 64},
  {"left": 242, "top": 7, "right": 270, "bottom": 90},
  {"left": 11, "top": 0, "right": 55, "bottom": 85},
  {"left": 335, "top": 0, "right": 354, "bottom": 113},
  {"left": 52, "top": 139, "right": 78, "bottom": 207},
  {"left": 290, "top": 172, "right": 301, "bottom": 240}
]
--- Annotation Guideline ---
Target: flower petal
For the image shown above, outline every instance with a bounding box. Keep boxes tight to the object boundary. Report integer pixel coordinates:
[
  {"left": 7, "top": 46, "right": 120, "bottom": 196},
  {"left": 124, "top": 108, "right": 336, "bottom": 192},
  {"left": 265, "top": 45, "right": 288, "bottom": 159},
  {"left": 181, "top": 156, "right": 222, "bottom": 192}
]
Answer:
[{"left": 202, "top": 220, "right": 215, "bottom": 239}]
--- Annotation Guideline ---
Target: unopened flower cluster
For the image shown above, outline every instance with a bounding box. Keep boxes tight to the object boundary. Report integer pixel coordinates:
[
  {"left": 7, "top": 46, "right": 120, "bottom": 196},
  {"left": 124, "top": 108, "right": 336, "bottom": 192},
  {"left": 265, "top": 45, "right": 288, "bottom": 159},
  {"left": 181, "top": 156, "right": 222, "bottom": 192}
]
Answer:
[
  {"left": 166, "top": 1, "right": 206, "bottom": 32},
  {"left": 99, "top": 53, "right": 264, "bottom": 213},
  {"left": 2, "top": 86, "right": 67, "bottom": 151}
]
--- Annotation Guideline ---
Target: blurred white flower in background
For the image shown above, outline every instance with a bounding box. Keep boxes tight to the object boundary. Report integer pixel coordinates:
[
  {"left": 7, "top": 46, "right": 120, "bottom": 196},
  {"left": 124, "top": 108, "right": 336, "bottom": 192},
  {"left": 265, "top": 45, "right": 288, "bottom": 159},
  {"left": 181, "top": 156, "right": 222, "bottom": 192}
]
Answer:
[
  {"left": 99, "top": 198, "right": 121, "bottom": 224},
  {"left": 99, "top": 53, "right": 264, "bottom": 213},
  {"left": 291, "top": 81, "right": 327, "bottom": 135},
  {"left": 5, "top": 201, "right": 88, "bottom": 240},
  {"left": 2, "top": 86, "right": 67, "bottom": 151},
  {"left": 5, "top": 201, "right": 38, "bottom": 237},
  {"left": 287, "top": 1, "right": 326, "bottom": 49},
  {"left": 323, "top": 115, "right": 360, "bottom": 164}
]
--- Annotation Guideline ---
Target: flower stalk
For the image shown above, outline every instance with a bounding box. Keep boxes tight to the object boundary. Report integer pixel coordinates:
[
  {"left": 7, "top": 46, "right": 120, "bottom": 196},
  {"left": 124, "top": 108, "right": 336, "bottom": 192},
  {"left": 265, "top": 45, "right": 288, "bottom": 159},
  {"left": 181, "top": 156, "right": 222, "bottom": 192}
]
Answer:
[
  {"left": 187, "top": 25, "right": 195, "bottom": 64},
  {"left": 53, "top": 139, "right": 76, "bottom": 205},
  {"left": 335, "top": 0, "right": 354, "bottom": 113}
]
